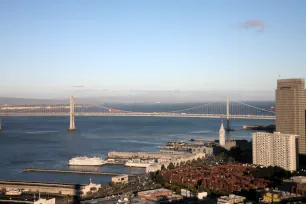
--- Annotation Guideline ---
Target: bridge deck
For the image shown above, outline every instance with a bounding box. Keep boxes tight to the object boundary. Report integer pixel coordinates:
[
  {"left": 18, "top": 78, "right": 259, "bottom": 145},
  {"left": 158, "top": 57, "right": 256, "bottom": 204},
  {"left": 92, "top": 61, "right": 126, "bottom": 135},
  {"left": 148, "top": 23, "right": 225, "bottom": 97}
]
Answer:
[{"left": 0, "top": 113, "right": 276, "bottom": 119}]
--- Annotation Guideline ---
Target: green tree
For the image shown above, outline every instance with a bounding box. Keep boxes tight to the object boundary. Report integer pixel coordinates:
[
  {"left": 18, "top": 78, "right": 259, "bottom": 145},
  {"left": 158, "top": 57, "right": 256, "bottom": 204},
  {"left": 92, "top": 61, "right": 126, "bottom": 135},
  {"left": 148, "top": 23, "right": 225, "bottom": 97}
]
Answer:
[
  {"left": 155, "top": 175, "right": 165, "bottom": 185},
  {"left": 196, "top": 179, "right": 203, "bottom": 189},
  {"left": 161, "top": 164, "right": 166, "bottom": 170},
  {"left": 168, "top": 162, "right": 175, "bottom": 170}
]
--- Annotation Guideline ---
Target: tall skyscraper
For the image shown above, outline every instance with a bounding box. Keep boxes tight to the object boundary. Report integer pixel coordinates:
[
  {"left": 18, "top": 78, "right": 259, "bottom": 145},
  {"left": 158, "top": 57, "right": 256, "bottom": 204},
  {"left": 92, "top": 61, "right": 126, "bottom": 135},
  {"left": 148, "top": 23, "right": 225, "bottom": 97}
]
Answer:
[
  {"left": 219, "top": 122, "right": 225, "bottom": 146},
  {"left": 252, "top": 132, "right": 299, "bottom": 172},
  {"left": 276, "top": 79, "right": 306, "bottom": 154}
]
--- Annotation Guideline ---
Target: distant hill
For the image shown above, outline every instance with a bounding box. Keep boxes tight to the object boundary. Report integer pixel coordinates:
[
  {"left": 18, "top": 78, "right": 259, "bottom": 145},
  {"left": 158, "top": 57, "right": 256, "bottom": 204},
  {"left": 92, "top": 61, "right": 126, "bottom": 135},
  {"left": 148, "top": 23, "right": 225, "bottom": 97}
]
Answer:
[
  {"left": 0, "top": 97, "right": 68, "bottom": 105},
  {"left": 0, "top": 90, "right": 275, "bottom": 105}
]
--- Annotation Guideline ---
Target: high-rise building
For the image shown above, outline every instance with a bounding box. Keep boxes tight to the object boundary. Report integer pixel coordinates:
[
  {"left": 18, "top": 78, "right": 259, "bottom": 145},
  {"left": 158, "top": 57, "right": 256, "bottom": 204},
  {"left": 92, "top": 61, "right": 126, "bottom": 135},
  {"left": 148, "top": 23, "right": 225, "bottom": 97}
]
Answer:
[
  {"left": 276, "top": 79, "right": 306, "bottom": 154},
  {"left": 252, "top": 132, "right": 299, "bottom": 172},
  {"left": 219, "top": 122, "right": 225, "bottom": 146}
]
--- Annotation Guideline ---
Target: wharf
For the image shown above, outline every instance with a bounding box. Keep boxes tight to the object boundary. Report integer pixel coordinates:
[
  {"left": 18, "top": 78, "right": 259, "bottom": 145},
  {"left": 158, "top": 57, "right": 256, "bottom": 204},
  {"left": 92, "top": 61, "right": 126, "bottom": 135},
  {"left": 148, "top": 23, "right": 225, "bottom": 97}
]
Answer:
[
  {"left": 108, "top": 151, "right": 191, "bottom": 159},
  {"left": 23, "top": 168, "right": 138, "bottom": 176},
  {"left": 0, "top": 180, "right": 86, "bottom": 196},
  {"left": 188, "top": 139, "right": 214, "bottom": 142}
]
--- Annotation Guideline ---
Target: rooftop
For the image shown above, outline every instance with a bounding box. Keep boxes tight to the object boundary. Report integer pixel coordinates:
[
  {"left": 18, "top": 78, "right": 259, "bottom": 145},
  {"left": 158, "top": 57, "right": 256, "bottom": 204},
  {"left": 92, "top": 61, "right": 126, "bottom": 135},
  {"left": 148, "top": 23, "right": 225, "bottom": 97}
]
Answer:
[{"left": 137, "top": 188, "right": 172, "bottom": 196}]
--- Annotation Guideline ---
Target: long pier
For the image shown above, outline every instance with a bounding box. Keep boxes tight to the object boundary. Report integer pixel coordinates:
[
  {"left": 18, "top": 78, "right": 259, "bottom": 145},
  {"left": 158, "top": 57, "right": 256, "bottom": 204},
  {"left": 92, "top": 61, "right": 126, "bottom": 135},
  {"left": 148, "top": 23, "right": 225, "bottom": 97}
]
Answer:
[{"left": 23, "top": 168, "right": 138, "bottom": 176}]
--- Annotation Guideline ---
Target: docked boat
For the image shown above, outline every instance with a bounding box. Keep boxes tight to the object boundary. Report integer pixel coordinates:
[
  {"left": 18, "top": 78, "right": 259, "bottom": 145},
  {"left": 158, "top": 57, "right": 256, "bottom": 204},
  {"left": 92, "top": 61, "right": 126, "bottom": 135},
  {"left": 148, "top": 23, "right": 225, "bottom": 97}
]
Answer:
[
  {"left": 124, "top": 159, "right": 156, "bottom": 168},
  {"left": 68, "top": 156, "right": 107, "bottom": 166},
  {"left": 5, "top": 189, "right": 22, "bottom": 196}
]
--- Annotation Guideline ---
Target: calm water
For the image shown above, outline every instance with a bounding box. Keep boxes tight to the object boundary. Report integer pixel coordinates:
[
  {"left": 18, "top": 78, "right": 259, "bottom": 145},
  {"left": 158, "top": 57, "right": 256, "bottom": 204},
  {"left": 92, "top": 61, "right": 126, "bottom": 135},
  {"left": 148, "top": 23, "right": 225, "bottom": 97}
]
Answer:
[{"left": 0, "top": 107, "right": 274, "bottom": 185}]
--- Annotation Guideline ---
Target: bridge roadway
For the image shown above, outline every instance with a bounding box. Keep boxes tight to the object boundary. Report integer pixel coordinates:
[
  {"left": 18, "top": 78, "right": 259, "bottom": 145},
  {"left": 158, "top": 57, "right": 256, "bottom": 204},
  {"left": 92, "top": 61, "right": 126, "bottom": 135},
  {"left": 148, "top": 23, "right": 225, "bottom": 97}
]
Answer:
[{"left": 0, "top": 112, "right": 276, "bottom": 119}]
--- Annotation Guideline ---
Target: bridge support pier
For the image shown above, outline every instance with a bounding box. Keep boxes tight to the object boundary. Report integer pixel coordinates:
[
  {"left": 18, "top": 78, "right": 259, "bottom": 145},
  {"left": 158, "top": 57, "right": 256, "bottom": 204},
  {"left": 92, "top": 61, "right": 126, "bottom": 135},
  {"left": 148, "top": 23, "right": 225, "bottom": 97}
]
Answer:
[
  {"left": 0, "top": 119, "right": 2, "bottom": 131},
  {"left": 68, "top": 96, "right": 77, "bottom": 132}
]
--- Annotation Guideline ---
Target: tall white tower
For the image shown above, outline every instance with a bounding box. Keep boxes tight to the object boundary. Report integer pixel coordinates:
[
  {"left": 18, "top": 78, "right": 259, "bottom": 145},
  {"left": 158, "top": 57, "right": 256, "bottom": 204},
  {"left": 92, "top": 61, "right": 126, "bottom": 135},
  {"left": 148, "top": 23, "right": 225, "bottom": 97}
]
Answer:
[
  {"left": 219, "top": 121, "right": 225, "bottom": 146},
  {"left": 68, "top": 96, "right": 77, "bottom": 131}
]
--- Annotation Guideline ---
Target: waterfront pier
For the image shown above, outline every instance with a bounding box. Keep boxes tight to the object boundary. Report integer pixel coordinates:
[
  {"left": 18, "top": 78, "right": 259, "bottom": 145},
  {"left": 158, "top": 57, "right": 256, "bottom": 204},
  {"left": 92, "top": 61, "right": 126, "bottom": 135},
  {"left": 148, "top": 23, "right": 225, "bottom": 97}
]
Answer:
[{"left": 23, "top": 168, "right": 138, "bottom": 176}]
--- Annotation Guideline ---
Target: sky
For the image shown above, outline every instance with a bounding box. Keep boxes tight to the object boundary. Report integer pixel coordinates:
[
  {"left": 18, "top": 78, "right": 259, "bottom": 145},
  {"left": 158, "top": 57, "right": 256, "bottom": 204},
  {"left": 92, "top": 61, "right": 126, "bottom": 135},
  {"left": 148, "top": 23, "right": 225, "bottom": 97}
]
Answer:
[{"left": 1, "top": 0, "right": 306, "bottom": 100}]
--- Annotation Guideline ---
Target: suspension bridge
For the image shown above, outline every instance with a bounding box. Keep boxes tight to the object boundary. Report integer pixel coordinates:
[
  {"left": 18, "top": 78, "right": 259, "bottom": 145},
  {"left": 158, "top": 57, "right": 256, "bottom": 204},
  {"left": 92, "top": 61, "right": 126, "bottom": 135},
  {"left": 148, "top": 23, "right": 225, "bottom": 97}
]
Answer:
[{"left": 0, "top": 96, "right": 275, "bottom": 131}]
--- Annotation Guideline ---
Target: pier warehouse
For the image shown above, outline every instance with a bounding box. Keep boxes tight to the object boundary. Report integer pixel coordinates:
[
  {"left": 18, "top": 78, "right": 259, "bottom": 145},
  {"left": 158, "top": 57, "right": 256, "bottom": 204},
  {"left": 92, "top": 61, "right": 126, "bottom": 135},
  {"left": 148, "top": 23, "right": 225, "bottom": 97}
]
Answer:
[{"left": 0, "top": 180, "right": 101, "bottom": 196}]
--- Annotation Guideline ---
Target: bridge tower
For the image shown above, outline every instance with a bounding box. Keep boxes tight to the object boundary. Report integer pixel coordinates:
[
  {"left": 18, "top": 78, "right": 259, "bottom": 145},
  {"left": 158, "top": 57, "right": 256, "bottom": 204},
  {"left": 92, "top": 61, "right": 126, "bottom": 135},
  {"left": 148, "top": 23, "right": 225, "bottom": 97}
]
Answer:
[
  {"left": 68, "top": 96, "right": 77, "bottom": 131},
  {"left": 0, "top": 119, "right": 2, "bottom": 131},
  {"left": 225, "top": 96, "right": 233, "bottom": 131}
]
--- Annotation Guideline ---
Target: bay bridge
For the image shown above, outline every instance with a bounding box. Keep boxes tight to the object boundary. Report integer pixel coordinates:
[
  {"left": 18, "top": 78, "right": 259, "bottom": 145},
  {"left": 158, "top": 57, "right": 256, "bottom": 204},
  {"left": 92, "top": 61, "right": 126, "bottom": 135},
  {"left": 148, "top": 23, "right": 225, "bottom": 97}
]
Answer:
[{"left": 0, "top": 96, "right": 275, "bottom": 131}]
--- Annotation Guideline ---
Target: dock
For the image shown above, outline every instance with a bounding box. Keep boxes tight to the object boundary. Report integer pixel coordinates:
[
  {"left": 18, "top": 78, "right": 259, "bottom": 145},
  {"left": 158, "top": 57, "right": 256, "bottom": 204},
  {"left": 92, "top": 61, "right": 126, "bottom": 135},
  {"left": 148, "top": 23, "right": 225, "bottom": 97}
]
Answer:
[{"left": 23, "top": 168, "right": 138, "bottom": 176}]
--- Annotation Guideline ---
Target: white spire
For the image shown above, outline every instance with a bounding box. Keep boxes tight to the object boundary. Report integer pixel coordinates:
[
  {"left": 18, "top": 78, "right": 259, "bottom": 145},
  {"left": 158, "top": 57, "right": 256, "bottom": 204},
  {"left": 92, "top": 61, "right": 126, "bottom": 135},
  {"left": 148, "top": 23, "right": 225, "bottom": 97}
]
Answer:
[
  {"left": 219, "top": 121, "right": 225, "bottom": 146},
  {"left": 220, "top": 122, "right": 224, "bottom": 132}
]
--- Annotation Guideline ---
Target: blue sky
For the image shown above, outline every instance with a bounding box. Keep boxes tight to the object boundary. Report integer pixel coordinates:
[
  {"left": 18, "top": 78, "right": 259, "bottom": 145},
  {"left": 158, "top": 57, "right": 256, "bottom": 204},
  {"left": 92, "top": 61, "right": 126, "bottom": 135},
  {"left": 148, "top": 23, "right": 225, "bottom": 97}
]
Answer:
[{"left": 1, "top": 0, "right": 306, "bottom": 99}]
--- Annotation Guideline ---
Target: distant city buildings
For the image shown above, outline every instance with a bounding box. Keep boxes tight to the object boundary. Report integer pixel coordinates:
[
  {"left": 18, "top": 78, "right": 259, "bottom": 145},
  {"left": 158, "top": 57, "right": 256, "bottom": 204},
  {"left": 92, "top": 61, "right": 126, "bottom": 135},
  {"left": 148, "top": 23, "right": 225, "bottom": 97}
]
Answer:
[
  {"left": 276, "top": 78, "right": 306, "bottom": 154},
  {"left": 252, "top": 132, "right": 299, "bottom": 171}
]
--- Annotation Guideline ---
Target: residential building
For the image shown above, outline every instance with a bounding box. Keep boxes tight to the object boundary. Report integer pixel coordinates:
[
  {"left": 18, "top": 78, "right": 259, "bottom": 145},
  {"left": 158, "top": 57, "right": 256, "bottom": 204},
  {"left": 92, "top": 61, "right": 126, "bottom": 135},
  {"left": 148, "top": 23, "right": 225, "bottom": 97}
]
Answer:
[
  {"left": 276, "top": 78, "right": 306, "bottom": 154},
  {"left": 217, "top": 194, "right": 246, "bottom": 204},
  {"left": 223, "top": 141, "right": 237, "bottom": 151},
  {"left": 181, "top": 189, "right": 194, "bottom": 198},
  {"left": 261, "top": 189, "right": 302, "bottom": 203},
  {"left": 137, "top": 189, "right": 183, "bottom": 202},
  {"left": 34, "top": 198, "right": 56, "bottom": 204},
  {"left": 289, "top": 176, "right": 306, "bottom": 196},
  {"left": 252, "top": 132, "right": 299, "bottom": 171},
  {"left": 197, "top": 192, "right": 208, "bottom": 200},
  {"left": 146, "top": 164, "right": 161, "bottom": 173},
  {"left": 82, "top": 179, "right": 101, "bottom": 195}
]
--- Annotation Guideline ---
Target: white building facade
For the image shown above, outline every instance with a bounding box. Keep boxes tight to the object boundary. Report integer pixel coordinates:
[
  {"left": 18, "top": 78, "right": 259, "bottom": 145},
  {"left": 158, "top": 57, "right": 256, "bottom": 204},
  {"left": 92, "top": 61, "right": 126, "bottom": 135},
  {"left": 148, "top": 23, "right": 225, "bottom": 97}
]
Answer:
[
  {"left": 252, "top": 132, "right": 299, "bottom": 172},
  {"left": 34, "top": 198, "right": 56, "bottom": 204}
]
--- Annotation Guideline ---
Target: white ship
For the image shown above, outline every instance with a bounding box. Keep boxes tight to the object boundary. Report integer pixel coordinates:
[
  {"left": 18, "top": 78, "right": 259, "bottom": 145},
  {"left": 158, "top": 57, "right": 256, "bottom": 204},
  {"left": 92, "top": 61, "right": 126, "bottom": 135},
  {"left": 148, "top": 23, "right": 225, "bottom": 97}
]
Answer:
[
  {"left": 68, "top": 156, "right": 106, "bottom": 166},
  {"left": 124, "top": 159, "right": 156, "bottom": 168},
  {"left": 5, "top": 189, "right": 22, "bottom": 196}
]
